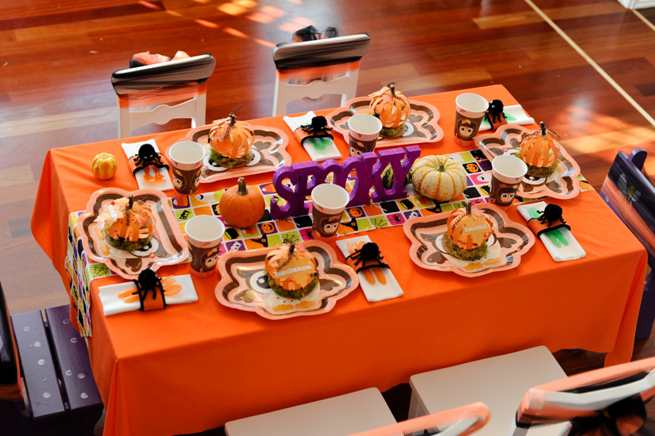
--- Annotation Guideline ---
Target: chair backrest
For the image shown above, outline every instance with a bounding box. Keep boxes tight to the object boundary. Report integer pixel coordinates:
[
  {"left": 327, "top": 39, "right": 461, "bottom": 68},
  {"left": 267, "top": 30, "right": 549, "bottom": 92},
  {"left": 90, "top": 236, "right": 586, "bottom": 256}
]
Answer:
[
  {"left": 517, "top": 357, "right": 655, "bottom": 433},
  {"left": 112, "top": 54, "right": 216, "bottom": 137},
  {"left": 272, "top": 33, "right": 370, "bottom": 116},
  {"left": 0, "top": 282, "right": 17, "bottom": 386},
  {"left": 351, "top": 403, "right": 490, "bottom": 436},
  {"left": 600, "top": 149, "right": 655, "bottom": 258}
]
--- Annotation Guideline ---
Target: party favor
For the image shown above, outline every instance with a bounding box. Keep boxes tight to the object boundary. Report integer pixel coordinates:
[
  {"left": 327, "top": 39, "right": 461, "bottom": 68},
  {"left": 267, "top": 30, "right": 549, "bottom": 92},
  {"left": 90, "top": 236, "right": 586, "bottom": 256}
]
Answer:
[
  {"left": 284, "top": 111, "right": 341, "bottom": 161},
  {"left": 516, "top": 201, "right": 585, "bottom": 262},
  {"left": 122, "top": 139, "right": 173, "bottom": 191},
  {"left": 337, "top": 235, "right": 403, "bottom": 302},
  {"left": 99, "top": 274, "right": 198, "bottom": 316}
]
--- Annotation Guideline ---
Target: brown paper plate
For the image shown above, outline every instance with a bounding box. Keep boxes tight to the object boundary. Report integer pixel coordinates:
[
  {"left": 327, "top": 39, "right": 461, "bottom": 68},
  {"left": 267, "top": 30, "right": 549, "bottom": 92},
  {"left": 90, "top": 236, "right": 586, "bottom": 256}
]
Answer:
[
  {"left": 77, "top": 188, "right": 189, "bottom": 279},
  {"left": 403, "top": 204, "right": 535, "bottom": 277},
  {"left": 326, "top": 97, "right": 444, "bottom": 147},
  {"left": 216, "top": 240, "right": 359, "bottom": 320},
  {"left": 187, "top": 124, "right": 291, "bottom": 184},
  {"left": 476, "top": 124, "right": 581, "bottom": 200}
]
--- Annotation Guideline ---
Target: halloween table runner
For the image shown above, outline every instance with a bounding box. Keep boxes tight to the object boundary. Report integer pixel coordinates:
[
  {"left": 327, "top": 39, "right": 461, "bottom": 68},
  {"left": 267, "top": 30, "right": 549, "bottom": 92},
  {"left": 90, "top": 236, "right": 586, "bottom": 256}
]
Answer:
[{"left": 65, "top": 148, "right": 592, "bottom": 336}]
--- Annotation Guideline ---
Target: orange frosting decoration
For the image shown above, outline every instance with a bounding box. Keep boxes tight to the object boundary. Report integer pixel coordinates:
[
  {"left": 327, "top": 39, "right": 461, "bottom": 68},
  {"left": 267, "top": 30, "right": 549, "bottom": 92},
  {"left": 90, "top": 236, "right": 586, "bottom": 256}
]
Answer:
[
  {"left": 368, "top": 83, "right": 411, "bottom": 129},
  {"left": 519, "top": 122, "right": 560, "bottom": 169},
  {"left": 447, "top": 204, "right": 494, "bottom": 251},
  {"left": 104, "top": 198, "right": 154, "bottom": 242},
  {"left": 208, "top": 113, "right": 254, "bottom": 159}
]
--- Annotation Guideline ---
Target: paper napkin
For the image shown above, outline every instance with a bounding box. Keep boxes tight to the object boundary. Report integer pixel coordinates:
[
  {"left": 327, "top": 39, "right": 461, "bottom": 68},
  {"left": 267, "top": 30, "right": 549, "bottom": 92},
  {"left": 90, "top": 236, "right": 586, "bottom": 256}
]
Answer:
[
  {"left": 336, "top": 235, "right": 403, "bottom": 302},
  {"left": 98, "top": 274, "right": 198, "bottom": 316},
  {"left": 121, "top": 139, "right": 174, "bottom": 191}
]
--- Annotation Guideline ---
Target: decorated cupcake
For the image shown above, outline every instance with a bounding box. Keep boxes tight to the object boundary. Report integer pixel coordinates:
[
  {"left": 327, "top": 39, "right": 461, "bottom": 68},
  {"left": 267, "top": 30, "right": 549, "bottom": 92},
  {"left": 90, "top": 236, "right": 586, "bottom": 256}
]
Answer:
[
  {"left": 369, "top": 82, "right": 411, "bottom": 138},
  {"left": 208, "top": 113, "right": 254, "bottom": 168},
  {"left": 99, "top": 197, "right": 155, "bottom": 252},
  {"left": 264, "top": 244, "right": 319, "bottom": 299},
  {"left": 519, "top": 121, "right": 560, "bottom": 179},
  {"left": 444, "top": 203, "right": 494, "bottom": 261}
]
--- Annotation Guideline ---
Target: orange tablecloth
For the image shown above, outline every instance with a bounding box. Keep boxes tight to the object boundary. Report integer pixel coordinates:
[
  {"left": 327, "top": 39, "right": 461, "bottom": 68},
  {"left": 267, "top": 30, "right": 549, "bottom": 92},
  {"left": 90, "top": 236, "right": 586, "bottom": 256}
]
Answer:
[{"left": 32, "top": 85, "right": 647, "bottom": 436}]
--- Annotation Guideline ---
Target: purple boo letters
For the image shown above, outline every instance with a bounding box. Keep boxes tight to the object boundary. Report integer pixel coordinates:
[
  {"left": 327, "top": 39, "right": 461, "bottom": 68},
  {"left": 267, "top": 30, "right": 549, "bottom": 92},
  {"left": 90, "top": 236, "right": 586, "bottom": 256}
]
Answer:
[{"left": 270, "top": 146, "right": 420, "bottom": 219}]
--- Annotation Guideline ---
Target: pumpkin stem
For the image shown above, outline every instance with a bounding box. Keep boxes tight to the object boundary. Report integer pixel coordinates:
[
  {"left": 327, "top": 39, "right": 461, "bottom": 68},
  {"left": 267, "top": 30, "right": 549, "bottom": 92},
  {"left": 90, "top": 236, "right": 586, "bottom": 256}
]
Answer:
[
  {"left": 228, "top": 112, "right": 237, "bottom": 126},
  {"left": 540, "top": 121, "right": 547, "bottom": 136},
  {"left": 465, "top": 201, "right": 472, "bottom": 215},
  {"left": 237, "top": 177, "right": 248, "bottom": 195},
  {"left": 388, "top": 82, "right": 396, "bottom": 97}
]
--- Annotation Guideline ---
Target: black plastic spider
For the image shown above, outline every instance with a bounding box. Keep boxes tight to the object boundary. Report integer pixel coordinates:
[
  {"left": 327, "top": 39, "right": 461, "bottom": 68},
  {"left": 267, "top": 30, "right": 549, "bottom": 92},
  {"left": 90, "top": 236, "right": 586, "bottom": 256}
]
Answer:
[
  {"left": 346, "top": 242, "right": 389, "bottom": 274},
  {"left": 300, "top": 116, "right": 333, "bottom": 137},
  {"left": 537, "top": 204, "right": 568, "bottom": 227},
  {"left": 132, "top": 143, "right": 169, "bottom": 176},
  {"left": 132, "top": 268, "right": 167, "bottom": 311},
  {"left": 486, "top": 99, "right": 505, "bottom": 125}
]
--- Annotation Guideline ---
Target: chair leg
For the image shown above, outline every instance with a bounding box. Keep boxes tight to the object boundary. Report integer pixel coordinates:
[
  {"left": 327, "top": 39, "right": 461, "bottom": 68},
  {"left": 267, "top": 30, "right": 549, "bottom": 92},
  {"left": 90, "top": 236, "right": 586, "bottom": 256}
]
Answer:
[
  {"left": 194, "top": 93, "right": 207, "bottom": 128},
  {"left": 636, "top": 268, "right": 655, "bottom": 340},
  {"left": 408, "top": 389, "right": 427, "bottom": 419},
  {"left": 118, "top": 105, "right": 131, "bottom": 138}
]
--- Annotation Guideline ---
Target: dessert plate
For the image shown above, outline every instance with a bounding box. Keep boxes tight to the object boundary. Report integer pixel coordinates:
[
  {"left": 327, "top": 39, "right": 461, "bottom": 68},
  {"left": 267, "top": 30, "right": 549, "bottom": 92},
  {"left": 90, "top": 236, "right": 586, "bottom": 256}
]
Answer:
[
  {"left": 216, "top": 240, "right": 359, "bottom": 320},
  {"left": 403, "top": 204, "right": 535, "bottom": 277},
  {"left": 186, "top": 124, "right": 291, "bottom": 183},
  {"left": 476, "top": 124, "right": 581, "bottom": 200},
  {"left": 77, "top": 188, "right": 189, "bottom": 279},
  {"left": 326, "top": 97, "right": 444, "bottom": 147}
]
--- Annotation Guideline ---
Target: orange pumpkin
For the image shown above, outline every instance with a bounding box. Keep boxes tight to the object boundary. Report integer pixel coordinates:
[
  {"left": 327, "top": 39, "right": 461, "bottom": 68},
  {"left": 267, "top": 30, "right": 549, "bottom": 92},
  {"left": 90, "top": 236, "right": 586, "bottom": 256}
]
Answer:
[
  {"left": 219, "top": 177, "right": 265, "bottom": 228},
  {"left": 369, "top": 82, "right": 411, "bottom": 137},
  {"left": 519, "top": 121, "right": 560, "bottom": 175},
  {"left": 208, "top": 113, "right": 254, "bottom": 159},
  {"left": 447, "top": 204, "right": 494, "bottom": 251}
]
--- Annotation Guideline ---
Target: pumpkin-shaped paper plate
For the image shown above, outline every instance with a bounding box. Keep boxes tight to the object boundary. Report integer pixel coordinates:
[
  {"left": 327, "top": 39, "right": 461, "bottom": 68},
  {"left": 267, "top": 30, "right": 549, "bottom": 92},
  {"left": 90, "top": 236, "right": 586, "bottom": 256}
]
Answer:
[
  {"left": 186, "top": 122, "right": 291, "bottom": 183},
  {"left": 327, "top": 96, "right": 444, "bottom": 147},
  {"left": 476, "top": 124, "right": 581, "bottom": 200},
  {"left": 216, "top": 240, "right": 359, "bottom": 320},
  {"left": 77, "top": 188, "right": 189, "bottom": 279},
  {"left": 403, "top": 204, "right": 535, "bottom": 277}
]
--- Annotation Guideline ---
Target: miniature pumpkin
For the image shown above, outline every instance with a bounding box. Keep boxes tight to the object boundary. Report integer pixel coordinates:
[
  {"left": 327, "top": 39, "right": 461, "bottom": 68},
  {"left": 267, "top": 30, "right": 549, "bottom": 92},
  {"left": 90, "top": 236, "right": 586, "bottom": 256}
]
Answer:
[
  {"left": 410, "top": 155, "right": 467, "bottom": 201},
  {"left": 368, "top": 82, "right": 411, "bottom": 137},
  {"left": 208, "top": 113, "right": 254, "bottom": 159},
  {"left": 91, "top": 152, "right": 117, "bottom": 180},
  {"left": 447, "top": 203, "right": 494, "bottom": 251},
  {"left": 219, "top": 177, "right": 265, "bottom": 228},
  {"left": 519, "top": 121, "right": 560, "bottom": 173}
]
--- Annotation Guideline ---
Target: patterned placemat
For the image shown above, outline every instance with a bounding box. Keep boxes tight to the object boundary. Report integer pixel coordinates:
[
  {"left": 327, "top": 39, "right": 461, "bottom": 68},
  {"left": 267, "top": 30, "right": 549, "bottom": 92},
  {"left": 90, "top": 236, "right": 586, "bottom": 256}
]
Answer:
[{"left": 64, "top": 148, "right": 592, "bottom": 336}]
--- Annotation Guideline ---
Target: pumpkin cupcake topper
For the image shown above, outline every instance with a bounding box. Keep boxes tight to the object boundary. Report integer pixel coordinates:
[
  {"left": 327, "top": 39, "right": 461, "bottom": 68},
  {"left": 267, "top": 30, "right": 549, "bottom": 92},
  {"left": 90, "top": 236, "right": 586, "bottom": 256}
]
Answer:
[
  {"left": 369, "top": 82, "right": 411, "bottom": 138},
  {"left": 444, "top": 203, "right": 495, "bottom": 261},
  {"left": 264, "top": 243, "right": 319, "bottom": 300},
  {"left": 519, "top": 121, "right": 560, "bottom": 179},
  {"left": 208, "top": 113, "right": 254, "bottom": 163}
]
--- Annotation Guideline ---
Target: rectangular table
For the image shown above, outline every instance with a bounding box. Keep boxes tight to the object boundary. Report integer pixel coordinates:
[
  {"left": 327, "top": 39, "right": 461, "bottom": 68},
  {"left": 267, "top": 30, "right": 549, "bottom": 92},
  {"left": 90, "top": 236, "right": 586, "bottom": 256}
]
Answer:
[{"left": 32, "top": 85, "right": 647, "bottom": 436}]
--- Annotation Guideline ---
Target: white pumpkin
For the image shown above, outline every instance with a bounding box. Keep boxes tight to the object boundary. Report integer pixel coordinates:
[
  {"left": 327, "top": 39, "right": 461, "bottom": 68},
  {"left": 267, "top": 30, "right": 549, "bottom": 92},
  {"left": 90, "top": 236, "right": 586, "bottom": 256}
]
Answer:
[{"left": 410, "top": 155, "right": 467, "bottom": 201}]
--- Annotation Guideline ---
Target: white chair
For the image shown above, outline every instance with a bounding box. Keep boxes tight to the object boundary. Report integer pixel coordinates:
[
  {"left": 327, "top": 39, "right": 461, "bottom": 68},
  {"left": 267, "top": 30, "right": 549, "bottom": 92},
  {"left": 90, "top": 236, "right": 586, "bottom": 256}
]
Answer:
[
  {"left": 409, "top": 346, "right": 571, "bottom": 435},
  {"left": 352, "top": 402, "right": 490, "bottom": 436},
  {"left": 225, "top": 388, "right": 396, "bottom": 436},
  {"left": 111, "top": 54, "right": 215, "bottom": 137},
  {"left": 272, "top": 34, "right": 370, "bottom": 116}
]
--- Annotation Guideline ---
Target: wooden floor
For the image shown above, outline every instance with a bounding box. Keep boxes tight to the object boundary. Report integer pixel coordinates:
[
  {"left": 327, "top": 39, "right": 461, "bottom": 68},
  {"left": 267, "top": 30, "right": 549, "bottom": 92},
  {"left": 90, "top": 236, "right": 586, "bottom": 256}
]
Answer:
[{"left": 1, "top": 0, "right": 655, "bottom": 379}]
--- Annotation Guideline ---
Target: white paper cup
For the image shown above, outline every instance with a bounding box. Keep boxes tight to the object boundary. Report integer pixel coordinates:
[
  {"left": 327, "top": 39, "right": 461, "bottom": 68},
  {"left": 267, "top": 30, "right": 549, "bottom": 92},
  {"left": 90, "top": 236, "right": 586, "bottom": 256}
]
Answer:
[
  {"left": 311, "top": 183, "right": 350, "bottom": 237},
  {"left": 168, "top": 141, "right": 205, "bottom": 195},
  {"left": 185, "top": 215, "right": 225, "bottom": 275},
  {"left": 490, "top": 154, "right": 528, "bottom": 206},
  {"left": 347, "top": 114, "right": 382, "bottom": 156},
  {"left": 455, "top": 93, "right": 489, "bottom": 143}
]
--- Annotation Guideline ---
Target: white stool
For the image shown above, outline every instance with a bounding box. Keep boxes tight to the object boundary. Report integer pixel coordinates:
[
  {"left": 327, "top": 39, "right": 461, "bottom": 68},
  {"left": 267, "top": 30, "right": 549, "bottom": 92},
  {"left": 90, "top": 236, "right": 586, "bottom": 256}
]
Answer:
[
  {"left": 111, "top": 54, "right": 215, "bottom": 137},
  {"left": 409, "top": 346, "right": 571, "bottom": 436},
  {"left": 272, "top": 34, "right": 370, "bottom": 116},
  {"left": 225, "top": 388, "right": 395, "bottom": 436}
]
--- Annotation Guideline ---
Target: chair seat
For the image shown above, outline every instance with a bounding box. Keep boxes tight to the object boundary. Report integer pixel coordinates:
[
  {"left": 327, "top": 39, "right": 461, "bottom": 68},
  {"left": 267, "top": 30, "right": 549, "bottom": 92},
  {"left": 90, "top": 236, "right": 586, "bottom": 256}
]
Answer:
[
  {"left": 410, "top": 346, "right": 570, "bottom": 435},
  {"left": 225, "top": 388, "right": 396, "bottom": 436}
]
